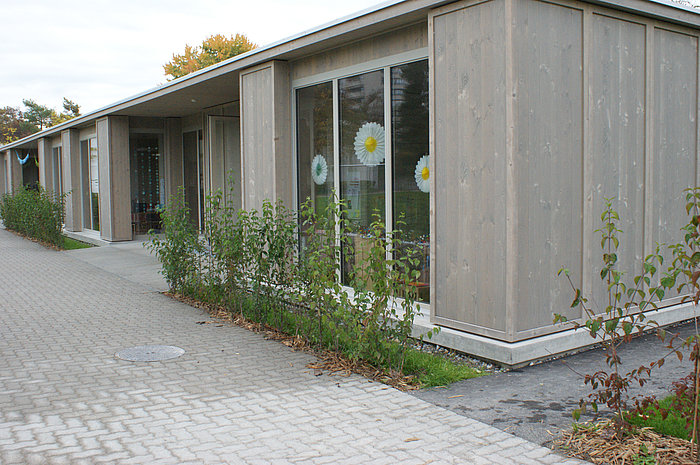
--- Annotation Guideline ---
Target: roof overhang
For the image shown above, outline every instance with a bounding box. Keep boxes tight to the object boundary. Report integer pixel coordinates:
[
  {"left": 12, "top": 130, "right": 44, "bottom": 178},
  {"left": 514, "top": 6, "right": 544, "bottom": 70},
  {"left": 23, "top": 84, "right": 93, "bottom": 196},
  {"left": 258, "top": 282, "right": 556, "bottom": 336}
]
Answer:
[{"left": 1, "top": 0, "right": 697, "bottom": 152}]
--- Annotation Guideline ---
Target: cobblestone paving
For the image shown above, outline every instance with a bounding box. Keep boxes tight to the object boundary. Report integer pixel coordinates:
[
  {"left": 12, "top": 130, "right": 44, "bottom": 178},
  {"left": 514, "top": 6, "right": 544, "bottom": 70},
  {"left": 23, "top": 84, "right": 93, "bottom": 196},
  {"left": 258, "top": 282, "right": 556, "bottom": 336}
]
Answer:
[{"left": 0, "top": 229, "right": 589, "bottom": 464}]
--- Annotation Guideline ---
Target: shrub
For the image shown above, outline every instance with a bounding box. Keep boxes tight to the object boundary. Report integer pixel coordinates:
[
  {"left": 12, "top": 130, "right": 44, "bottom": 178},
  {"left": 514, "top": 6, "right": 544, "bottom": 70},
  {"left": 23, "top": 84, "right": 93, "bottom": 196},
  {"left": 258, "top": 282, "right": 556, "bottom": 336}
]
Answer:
[
  {"left": 145, "top": 188, "right": 202, "bottom": 292},
  {"left": 555, "top": 198, "right": 668, "bottom": 435},
  {"left": 0, "top": 185, "right": 66, "bottom": 247},
  {"left": 147, "top": 186, "right": 437, "bottom": 377}
]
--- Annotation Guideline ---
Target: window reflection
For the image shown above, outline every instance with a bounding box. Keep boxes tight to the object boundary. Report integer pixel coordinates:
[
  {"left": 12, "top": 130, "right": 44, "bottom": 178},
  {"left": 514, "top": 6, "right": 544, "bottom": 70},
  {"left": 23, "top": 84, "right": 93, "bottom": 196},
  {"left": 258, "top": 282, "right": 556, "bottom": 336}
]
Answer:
[
  {"left": 392, "top": 60, "right": 430, "bottom": 302},
  {"left": 296, "top": 82, "right": 334, "bottom": 252},
  {"left": 295, "top": 60, "right": 430, "bottom": 302},
  {"left": 339, "top": 70, "right": 385, "bottom": 283}
]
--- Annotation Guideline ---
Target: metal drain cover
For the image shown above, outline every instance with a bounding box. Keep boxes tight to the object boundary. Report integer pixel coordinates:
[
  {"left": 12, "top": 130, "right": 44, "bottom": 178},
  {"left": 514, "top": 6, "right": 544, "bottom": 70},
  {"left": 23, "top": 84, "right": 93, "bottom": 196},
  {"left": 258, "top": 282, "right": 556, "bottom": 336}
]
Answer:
[{"left": 116, "top": 345, "right": 185, "bottom": 362}]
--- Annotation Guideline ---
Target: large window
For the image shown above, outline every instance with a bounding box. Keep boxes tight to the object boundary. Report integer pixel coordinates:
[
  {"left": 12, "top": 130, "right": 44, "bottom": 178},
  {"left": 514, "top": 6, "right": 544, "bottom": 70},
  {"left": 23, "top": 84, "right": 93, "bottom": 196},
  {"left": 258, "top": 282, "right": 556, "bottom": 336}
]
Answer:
[
  {"left": 80, "top": 138, "right": 99, "bottom": 231},
  {"left": 296, "top": 58, "right": 430, "bottom": 302},
  {"left": 391, "top": 61, "right": 430, "bottom": 302},
  {"left": 130, "top": 135, "right": 162, "bottom": 234},
  {"left": 51, "top": 147, "right": 63, "bottom": 196},
  {"left": 296, "top": 81, "right": 334, "bottom": 250},
  {"left": 339, "top": 70, "right": 386, "bottom": 283}
]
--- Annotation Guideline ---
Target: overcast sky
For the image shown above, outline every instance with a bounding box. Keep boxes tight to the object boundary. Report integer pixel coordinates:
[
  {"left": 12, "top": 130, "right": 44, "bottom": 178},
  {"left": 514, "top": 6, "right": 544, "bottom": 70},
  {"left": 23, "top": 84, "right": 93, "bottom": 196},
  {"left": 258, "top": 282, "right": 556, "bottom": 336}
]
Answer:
[
  {"left": 0, "top": 0, "right": 389, "bottom": 114},
  {"left": 1, "top": 0, "right": 698, "bottom": 115}
]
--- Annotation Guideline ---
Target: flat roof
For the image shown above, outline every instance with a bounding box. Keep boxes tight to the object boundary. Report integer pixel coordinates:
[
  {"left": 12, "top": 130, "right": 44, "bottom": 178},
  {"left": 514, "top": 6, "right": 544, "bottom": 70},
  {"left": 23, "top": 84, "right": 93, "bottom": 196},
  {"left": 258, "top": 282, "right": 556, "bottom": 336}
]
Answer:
[{"left": 1, "top": 0, "right": 698, "bottom": 152}]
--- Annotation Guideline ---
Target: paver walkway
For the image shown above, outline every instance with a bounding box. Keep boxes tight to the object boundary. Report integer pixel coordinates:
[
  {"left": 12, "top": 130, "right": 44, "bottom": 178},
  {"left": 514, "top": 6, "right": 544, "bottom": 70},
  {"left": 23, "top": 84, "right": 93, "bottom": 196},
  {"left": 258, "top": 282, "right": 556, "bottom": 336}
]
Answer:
[{"left": 0, "top": 228, "right": 588, "bottom": 464}]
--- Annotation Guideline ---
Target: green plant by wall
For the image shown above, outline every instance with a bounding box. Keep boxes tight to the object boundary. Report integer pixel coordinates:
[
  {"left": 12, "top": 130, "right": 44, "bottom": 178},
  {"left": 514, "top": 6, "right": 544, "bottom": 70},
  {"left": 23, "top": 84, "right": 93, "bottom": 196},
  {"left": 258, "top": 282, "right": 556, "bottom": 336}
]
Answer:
[
  {"left": 555, "top": 198, "right": 669, "bottom": 435},
  {"left": 145, "top": 188, "right": 202, "bottom": 292},
  {"left": 147, "top": 186, "right": 438, "bottom": 380},
  {"left": 0, "top": 185, "right": 66, "bottom": 247},
  {"left": 632, "top": 188, "right": 700, "bottom": 460},
  {"left": 557, "top": 192, "right": 700, "bottom": 454}
]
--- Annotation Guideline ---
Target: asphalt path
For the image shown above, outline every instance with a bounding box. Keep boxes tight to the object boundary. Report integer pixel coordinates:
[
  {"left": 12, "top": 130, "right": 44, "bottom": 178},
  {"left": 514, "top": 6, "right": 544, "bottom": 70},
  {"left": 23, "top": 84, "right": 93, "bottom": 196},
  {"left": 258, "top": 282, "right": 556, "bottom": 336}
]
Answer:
[{"left": 412, "top": 320, "right": 698, "bottom": 447}]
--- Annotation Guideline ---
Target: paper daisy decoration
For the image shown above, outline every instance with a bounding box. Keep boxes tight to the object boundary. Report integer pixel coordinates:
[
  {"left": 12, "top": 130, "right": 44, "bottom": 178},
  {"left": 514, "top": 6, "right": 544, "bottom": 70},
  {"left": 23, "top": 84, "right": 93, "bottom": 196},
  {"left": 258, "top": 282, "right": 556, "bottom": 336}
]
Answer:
[
  {"left": 414, "top": 154, "right": 430, "bottom": 193},
  {"left": 353, "top": 122, "right": 386, "bottom": 167},
  {"left": 311, "top": 154, "right": 328, "bottom": 185}
]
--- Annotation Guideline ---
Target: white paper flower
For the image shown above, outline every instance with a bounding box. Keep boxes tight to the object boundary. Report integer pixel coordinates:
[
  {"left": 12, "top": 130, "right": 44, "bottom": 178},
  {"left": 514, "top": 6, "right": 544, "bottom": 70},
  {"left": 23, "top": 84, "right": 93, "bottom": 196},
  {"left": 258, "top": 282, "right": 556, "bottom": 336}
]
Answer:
[
  {"left": 311, "top": 154, "right": 328, "bottom": 185},
  {"left": 414, "top": 154, "right": 430, "bottom": 193},
  {"left": 353, "top": 122, "right": 385, "bottom": 167}
]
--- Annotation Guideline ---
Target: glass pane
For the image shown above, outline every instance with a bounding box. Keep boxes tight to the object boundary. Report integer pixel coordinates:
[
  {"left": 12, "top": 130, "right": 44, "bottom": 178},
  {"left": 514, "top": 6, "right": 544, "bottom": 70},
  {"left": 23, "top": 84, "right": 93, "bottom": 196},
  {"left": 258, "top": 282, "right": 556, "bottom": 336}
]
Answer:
[
  {"left": 52, "top": 147, "right": 62, "bottom": 196},
  {"left": 339, "top": 70, "right": 385, "bottom": 283},
  {"left": 130, "top": 135, "right": 161, "bottom": 234},
  {"left": 183, "top": 131, "right": 200, "bottom": 229},
  {"left": 89, "top": 138, "right": 100, "bottom": 231},
  {"left": 296, "top": 82, "right": 334, "bottom": 249},
  {"left": 80, "top": 141, "right": 91, "bottom": 229},
  {"left": 392, "top": 60, "right": 430, "bottom": 302}
]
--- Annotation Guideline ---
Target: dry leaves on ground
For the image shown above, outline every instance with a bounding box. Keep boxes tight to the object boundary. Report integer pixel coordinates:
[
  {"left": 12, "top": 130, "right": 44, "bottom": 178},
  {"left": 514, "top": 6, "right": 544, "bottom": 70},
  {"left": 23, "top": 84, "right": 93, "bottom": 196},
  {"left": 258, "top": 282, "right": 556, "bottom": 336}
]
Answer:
[
  {"left": 165, "top": 291, "right": 420, "bottom": 391},
  {"left": 555, "top": 420, "right": 698, "bottom": 465}
]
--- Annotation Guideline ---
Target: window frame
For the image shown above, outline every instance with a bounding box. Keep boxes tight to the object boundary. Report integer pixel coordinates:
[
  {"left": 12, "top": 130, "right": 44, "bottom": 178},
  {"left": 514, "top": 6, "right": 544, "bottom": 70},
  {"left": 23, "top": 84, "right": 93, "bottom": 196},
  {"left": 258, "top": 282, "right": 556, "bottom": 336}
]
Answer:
[{"left": 291, "top": 48, "right": 430, "bottom": 309}]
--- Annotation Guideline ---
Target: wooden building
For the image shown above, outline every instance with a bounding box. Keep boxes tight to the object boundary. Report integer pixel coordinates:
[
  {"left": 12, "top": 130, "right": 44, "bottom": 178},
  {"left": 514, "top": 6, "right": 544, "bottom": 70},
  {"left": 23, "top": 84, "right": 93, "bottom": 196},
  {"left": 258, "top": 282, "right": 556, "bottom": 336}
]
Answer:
[{"left": 1, "top": 0, "right": 699, "bottom": 365}]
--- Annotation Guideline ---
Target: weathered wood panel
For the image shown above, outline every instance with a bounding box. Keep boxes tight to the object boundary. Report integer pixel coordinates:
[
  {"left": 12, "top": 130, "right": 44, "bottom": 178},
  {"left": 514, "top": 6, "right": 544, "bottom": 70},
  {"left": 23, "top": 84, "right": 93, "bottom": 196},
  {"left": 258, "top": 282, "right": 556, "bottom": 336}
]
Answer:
[
  {"left": 209, "top": 116, "right": 241, "bottom": 208},
  {"left": 37, "top": 138, "right": 53, "bottom": 192},
  {"left": 128, "top": 117, "right": 165, "bottom": 131},
  {"left": 650, "top": 27, "right": 698, "bottom": 296},
  {"left": 61, "top": 129, "right": 81, "bottom": 231},
  {"left": 0, "top": 152, "right": 5, "bottom": 194},
  {"left": 97, "top": 116, "right": 131, "bottom": 241},
  {"left": 585, "top": 14, "right": 646, "bottom": 310},
  {"left": 165, "top": 117, "right": 183, "bottom": 200},
  {"left": 241, "top": 66, "right": 274, "bottom": 210},
  {"left": 432, "top": 0, "right": 508, "bottom": 336},
  {"left": 240, "top": 61, "right": 292, "bottom": 211},
  {"left": 291, "top": 23, "right": 428, "bottom": 82},
  {"left": 96, "top": 119, "right": 112, "bottom": 240},
  {"left": 511, "top": 0, "right": 584, "bottom": 333},
  {"left": 273, "top": 62, "right": 292, "bottom": 209},
  {"left": 10, "top": 149, "right": 21, "bottom": 193}
]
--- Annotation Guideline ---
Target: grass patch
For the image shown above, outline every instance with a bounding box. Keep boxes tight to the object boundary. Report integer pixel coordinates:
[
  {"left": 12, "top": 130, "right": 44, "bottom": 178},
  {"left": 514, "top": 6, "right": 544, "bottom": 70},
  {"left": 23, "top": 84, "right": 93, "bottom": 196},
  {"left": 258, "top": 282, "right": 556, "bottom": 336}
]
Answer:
[
  {"left": 62, "top": 236, "right": 93, "bottom": 250},
  {"left": 402, "top": 348, "right": 487, "bottom": 387},
  {"left": 628, "top": 395, "right": 690, "bottom": 440}
]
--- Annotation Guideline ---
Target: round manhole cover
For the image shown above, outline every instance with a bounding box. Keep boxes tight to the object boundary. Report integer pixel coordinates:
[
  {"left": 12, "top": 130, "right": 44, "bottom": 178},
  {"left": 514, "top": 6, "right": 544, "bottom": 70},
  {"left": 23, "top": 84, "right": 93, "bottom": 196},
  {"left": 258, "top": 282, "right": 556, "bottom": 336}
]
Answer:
[{"left": 115, "top": 345, "right": 185, "bottom": 362}]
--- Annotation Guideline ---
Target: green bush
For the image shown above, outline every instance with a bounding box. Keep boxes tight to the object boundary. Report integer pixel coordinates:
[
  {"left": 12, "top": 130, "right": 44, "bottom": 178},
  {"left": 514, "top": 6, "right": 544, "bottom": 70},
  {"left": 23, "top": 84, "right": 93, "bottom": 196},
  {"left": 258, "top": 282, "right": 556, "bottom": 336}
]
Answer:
[
  {"left": 145, "top": 188, "right": 202, "bottom": 292},
  {"left": 147, "top": 185, "right": 443, "bottom": 379},
  {"left": 0, "top": 186, "right": 66, "bottom": 247}
]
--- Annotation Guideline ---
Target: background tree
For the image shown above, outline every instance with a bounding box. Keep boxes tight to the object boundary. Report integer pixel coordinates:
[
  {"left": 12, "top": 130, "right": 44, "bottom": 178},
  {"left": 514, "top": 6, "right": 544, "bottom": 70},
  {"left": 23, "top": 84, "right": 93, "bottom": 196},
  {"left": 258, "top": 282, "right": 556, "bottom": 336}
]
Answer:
[
  {"left": 163, "top": 33, "right": 257, "bottom": 80},
  {"left": 0, "top": 107, "right": 39, "bottom": 144},
  {"left": 52, "top": 98, "right": 81, "bottom": 125},
  {"left": 22, "top": 99, "right": 54, "bottom": 131},
  {"left": 0, "top": 98, "right": 80, "bottom": 144},
  {"left": 61, "top": 98, "right": 80, "bottom": 118}
]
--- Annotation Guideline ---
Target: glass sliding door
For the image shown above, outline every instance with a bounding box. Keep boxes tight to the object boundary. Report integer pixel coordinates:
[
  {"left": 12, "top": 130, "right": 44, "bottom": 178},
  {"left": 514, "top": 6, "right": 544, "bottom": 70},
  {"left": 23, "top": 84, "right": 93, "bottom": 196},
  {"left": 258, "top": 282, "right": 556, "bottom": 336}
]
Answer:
[
  {"left": 183, "top": 130, "right": 203, "bottom": 229},
  {"left": 391, "top": 60, "right": 430, "bottom": 302},
  {"left": 21, "top": 150, "right": 39, "bottom": 190},
  {"left": 89, "top": 139, "right": 99, "bottom": 231},
  {"left": 296, "top": 82, "right": 334, "bottom": 251},
  {"left": 294, "top": 58, "right": 430, "bottom": 301},
  {"left": 208, "top": 116, "right": 241, "bottom": 208},
  {"left": 339, "top": 70, "right": 385, "bottom": 283},
  {"left": 130, "top": 135, "right": 161, "bottom": 234},
  {"left": 80, "top": 138, "right": 99, "bottom": 231},
  {"left": 51, "top": 147, "right": 63, "bottom": 196}
]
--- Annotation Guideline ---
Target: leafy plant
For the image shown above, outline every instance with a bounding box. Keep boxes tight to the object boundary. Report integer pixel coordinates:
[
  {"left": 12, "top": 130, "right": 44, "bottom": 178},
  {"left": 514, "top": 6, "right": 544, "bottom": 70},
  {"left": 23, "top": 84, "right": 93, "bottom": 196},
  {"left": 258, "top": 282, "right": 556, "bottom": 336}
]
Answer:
[
  {"left": 145, "top": 188, "right": 202, "bottom": 292},
  {"left": 0, "top": 185, "right": 66, "bottom": 247},
  {"left": 350, "top": 213, "right": 432, "bottom": 370},
  {"left": 555, "top": 198, "right": 669, "bottom": 435},
  {"left": 632, "top": 444, "right": 656, "bottom": 465},
  {"left": 633, "top": 188, "right": 700, "bottom": 460},
  {"left": 631, "top": 389, "right": 693, "bottom": 441},
  {"left": 148, "top": 185, "right": 442, "bottom": 384}
]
